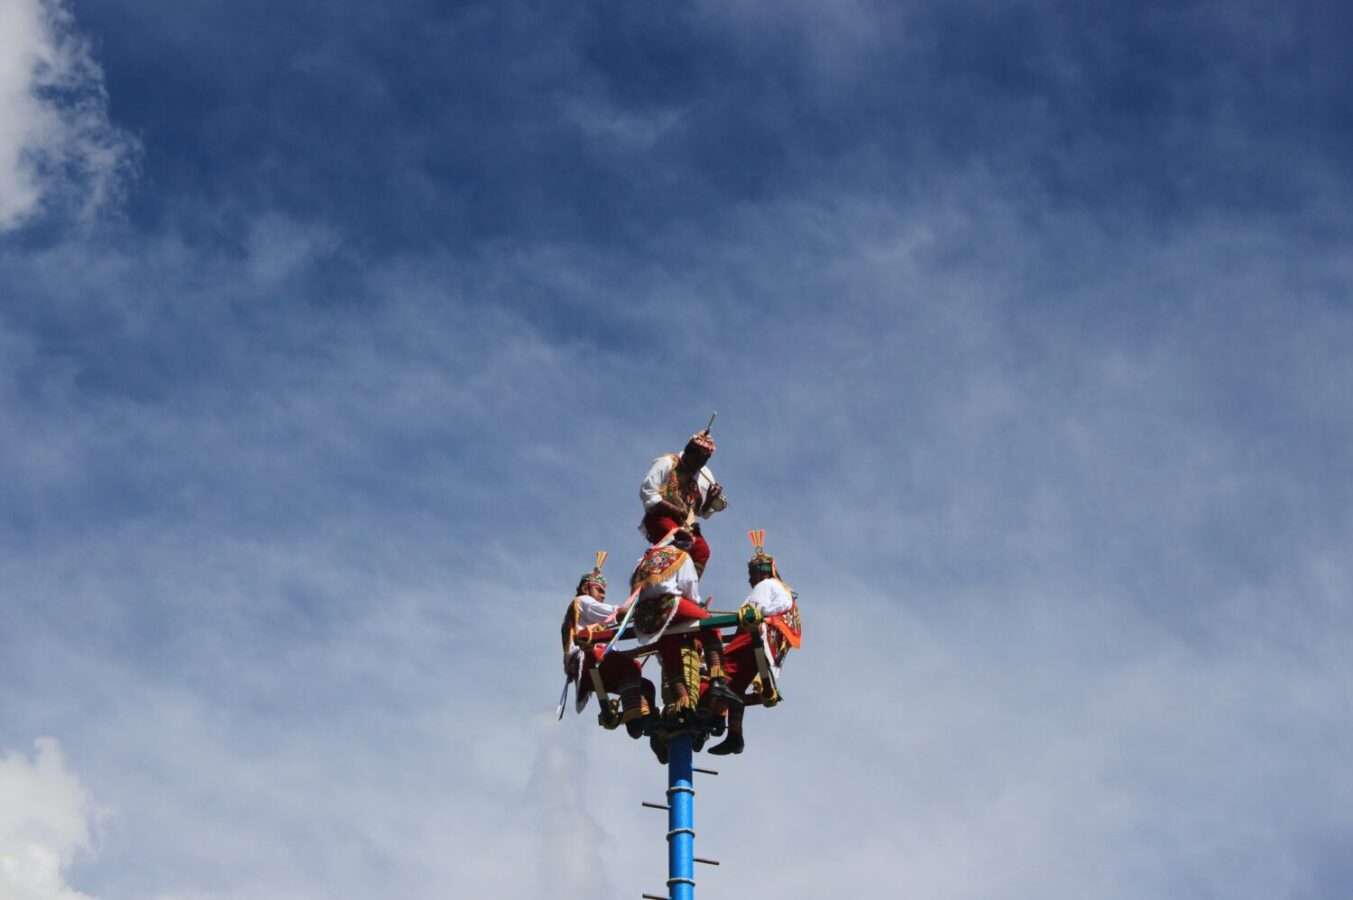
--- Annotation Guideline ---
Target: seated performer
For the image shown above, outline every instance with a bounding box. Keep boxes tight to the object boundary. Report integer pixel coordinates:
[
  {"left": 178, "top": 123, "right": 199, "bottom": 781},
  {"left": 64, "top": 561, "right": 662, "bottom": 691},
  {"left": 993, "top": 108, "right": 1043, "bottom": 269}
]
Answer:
[
  {"left": 561, "top": 552, "right": 656, "bottom": 737},
  {"left": 638, "top": 427, "right": 726, "bottom": 576},
  {"left": 706, "top": 531, "right": 803, "bottom": 755},
  {"left": 627, "top": 541, "right": 738, "bottom": 721}
]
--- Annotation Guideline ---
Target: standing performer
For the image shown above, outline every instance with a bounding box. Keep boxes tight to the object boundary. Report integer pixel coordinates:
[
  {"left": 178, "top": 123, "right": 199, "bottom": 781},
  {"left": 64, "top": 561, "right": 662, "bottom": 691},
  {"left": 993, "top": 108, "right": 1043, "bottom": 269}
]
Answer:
[
  {"left": 561, "top": 552, "right": 655, "bottom": 736},
  {"left": 707, "top": 531, "right": 803, "bottom": 755},
  {"left": 638, "top": 424, "right": 727, "bottom": 576},
  {"left": 627, "top": 543, "right": 738, "bottom": 719}
]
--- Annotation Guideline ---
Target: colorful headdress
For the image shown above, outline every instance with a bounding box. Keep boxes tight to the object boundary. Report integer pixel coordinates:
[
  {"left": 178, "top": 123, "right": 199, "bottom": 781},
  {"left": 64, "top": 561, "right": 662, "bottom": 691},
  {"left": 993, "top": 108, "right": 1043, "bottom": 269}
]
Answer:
[
  {"left": 684, "top": 411, "right": 718, "bottom": 456},
  {"left": 686, "top": 430, "right": 716, "bottom": 455},
  {"left": 747, "top": 530, "right": 776, "bottom": 576},
  {"left": 577, "top": 551, "right": 608, "bottom": 592}
]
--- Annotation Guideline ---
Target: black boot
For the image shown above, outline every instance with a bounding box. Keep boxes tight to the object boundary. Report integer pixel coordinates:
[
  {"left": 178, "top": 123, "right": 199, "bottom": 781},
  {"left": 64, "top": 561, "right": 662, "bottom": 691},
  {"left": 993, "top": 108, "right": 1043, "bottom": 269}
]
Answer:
[
  {"left": 707, "top": 730, "right": 744, "bottom": 756},
  {"left": 691, "top": 706, "right": 720, "bottom": 745},
  {"left": 628, "top": 712, "right": 659, "bottom": 739},
  {"left": 705, "top": 677, "right": 743, "bottom": 707},
  {"left": 650, "top": 733, "right": 669, "bottom": 765}
]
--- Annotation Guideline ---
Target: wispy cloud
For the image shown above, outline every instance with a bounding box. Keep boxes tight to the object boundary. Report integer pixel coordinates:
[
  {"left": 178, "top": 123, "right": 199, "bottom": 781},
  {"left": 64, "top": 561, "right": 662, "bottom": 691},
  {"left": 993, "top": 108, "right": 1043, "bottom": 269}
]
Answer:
[
  {"left": 0, "top": 0, "right": 136, "bottom": 232},
  {"left": 5, "top": 186, "right": 1351, "bottom": 898}
]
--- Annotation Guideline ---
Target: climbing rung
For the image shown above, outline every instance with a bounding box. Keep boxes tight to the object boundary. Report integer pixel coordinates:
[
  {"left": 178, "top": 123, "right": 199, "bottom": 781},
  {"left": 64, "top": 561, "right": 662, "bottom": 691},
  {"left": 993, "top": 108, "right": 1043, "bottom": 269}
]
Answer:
[
  {"left": 693, "top": 767, "right": 719, "bottom": 776},
  {"left": 641, "top": 801, "right": 669, "bottom": 811},
  {"left": 695, "top": 857, "right": 720, "bottom": 866},
  {"left": 641, "top": 894, "right": 668, "bottom": 899}
]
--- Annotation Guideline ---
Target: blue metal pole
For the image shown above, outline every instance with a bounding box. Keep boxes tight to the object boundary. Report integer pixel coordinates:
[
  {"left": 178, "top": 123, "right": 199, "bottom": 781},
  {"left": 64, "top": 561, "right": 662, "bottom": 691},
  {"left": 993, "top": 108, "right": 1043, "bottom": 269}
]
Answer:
[{"left": 667, "top": 733, "right": 695, "bottom": 900}]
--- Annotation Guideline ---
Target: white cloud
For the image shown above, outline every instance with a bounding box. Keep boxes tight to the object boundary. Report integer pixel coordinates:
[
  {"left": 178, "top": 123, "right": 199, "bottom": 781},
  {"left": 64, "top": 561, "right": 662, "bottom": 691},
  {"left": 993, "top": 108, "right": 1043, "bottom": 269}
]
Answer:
[
  {"left": 0, "top": 0, "right": 135, "bottom": 231},
  {"left": 0, "top": 739, "right": 99, "bottom": 900}
]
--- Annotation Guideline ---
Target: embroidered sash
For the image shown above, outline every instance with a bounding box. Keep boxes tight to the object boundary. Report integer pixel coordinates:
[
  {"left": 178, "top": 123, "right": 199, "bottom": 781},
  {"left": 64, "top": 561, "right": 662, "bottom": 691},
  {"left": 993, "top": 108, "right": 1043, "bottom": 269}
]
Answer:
[{"left": 768, "top": 586, "right": 802, "bottom": 648}]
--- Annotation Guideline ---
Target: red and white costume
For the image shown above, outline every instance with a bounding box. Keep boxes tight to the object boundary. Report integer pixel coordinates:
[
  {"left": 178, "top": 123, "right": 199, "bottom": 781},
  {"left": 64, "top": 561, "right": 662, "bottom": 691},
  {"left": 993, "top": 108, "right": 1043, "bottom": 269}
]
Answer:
[
  {"left": 627, "top": 545, "right": 725, "bottom": 707},
  {"left": 722, "top": 576, "right": 803, "bottom": 695},
  {"left": 561, "top": 591, "right": 644, "bottom": 715},
  {"left": 629, "top": 545, "right": 703, "bottom": 647},
  {"left": 639, "top": 454, "right": 719, "bottom": 574}
]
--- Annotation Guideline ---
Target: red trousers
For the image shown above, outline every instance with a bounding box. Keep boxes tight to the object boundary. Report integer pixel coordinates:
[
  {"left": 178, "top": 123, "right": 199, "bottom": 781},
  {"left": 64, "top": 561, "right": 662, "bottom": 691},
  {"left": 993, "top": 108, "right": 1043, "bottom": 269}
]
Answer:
[
  {"left": 586, "top": 644, "right": 644, "bottom": 691},
  {"left": 718, "top": 631, "right": 758, "bottom": 694},
  {"left": 654, "top": 597, "right": 722, "bottom": 674},
  {"left": 642, "top": 513, "right": 711, "bottom": 574}
]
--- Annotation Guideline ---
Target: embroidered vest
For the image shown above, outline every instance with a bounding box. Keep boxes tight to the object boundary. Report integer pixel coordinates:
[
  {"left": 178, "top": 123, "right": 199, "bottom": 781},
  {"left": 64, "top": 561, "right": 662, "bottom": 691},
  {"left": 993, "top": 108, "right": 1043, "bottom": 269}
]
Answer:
[
  {"left": 658, "top": 454, "right": 703, "bottom": 515},
  {"left": 561, "top": 598, "right": 580, "bottom": 654}
]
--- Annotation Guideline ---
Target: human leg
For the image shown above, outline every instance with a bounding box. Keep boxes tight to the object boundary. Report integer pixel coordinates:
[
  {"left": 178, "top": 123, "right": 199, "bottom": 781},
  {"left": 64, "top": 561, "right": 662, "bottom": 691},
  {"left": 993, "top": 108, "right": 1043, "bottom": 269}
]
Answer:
[{"left": 598, "top": 651, "right": 652, "bottom": 730}]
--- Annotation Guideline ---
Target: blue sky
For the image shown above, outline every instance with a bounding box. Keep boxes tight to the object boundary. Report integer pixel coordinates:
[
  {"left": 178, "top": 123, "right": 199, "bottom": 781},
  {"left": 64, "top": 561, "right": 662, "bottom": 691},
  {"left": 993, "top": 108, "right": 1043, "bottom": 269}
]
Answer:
[{"left": 2, "top": 1, "right": 1351, "bottom": 898}]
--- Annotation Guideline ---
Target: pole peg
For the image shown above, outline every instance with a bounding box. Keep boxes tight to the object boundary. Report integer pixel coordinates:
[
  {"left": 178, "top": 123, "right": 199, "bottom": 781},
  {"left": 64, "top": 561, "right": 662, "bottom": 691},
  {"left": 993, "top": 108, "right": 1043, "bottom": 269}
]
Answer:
[
  {"left": 695, "top": 858, "right": 720, "bottom": 866},
  {"left": 642, "top": 801, "right": 670, "bottom": 811}
]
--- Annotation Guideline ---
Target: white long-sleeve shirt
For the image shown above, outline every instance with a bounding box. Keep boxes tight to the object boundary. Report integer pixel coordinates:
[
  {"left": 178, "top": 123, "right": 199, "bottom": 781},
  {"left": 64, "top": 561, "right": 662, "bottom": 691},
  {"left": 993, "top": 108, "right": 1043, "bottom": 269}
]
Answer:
[
  {"left": 744, "top": 577, "right": 794, "bottom": 617},
  {"left": 746, "top": 576, "right": 797, "bottom": 676},
  {"left": 639, "top": 455, "right": 717, "bottom": 516},
  {"left": 573, "top": 594, "right": 618, "bottom": 628}
]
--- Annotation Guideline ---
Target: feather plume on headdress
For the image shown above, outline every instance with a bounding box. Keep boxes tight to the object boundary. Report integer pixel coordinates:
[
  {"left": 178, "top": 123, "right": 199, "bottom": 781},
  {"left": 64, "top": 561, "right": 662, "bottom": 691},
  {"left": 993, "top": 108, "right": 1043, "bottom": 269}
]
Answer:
[{"left": 747, "top": 530, "right": 776, "bottom": 575}]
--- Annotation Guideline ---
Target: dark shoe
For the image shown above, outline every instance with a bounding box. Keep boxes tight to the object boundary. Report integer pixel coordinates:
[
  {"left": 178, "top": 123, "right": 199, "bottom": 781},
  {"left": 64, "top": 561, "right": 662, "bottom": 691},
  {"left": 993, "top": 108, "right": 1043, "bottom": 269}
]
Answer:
[
  {"left": 707, "top": 731, "right": 744, "bottom": 756},
  {"left": 628, "top": 712, "right": 659, "bottom": 739},
  {"left": 650, "top": 733, "right": 669, "bottom": 765},
  {"left": 664, "top": 707, "right": 693, "bottom": 729},
  {"left": 692, "top": 710, "right": 723, "bottom": 739},
  {"left": 706, "top": 677, "right": 743, "bottom": 707}
]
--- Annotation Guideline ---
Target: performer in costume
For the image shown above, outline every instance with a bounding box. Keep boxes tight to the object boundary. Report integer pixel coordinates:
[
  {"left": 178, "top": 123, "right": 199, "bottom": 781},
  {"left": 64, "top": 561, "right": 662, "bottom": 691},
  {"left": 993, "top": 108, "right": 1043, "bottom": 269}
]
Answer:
[
  {"left": 561, "top": 552, "right": 656, "bottom": 737},
  {"left": 627, "top": 543, "right": 738, "bottom": 719},
  {"left": 706, "top": 531, "right": 803, "bottom": 755},
  {"left": 638, "top": 427, "right": 726, "bottom": 576}
]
